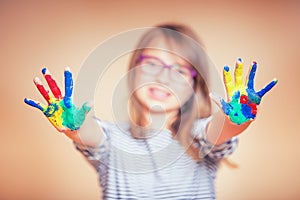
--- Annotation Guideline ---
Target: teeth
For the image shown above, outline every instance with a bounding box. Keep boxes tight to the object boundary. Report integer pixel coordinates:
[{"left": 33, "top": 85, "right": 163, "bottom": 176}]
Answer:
[
  {"left": 150, "top": 87, "right": 169, "bottom": 98},
  {"left": 154, "top": 89, "right": 167, "bottom": 97}
]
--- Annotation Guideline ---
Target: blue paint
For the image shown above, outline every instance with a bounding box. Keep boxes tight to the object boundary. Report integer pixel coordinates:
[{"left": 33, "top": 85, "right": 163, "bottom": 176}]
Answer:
[
  {"left": 24, "top": 98, "right": 43, "bottom": 111},
  {"left": 241, "top": 104, "right": 255, "bottom": 119},
  {"left": 237, "top": 58, "right": 242, "bottom": 63},
  {"left": 247, "top": 62, "right": 257, "bottom": 89},
  {"left": 221, "top": 99, "right": 231, "bottom": 115},
  {"left": 44, "top": 103, "right": 59, "bottom": 117},
  {"left": 221, "top": 91, "right": 253, "bottom": 125},
  {"left": 233, "top": 91, "right": 240, "bottom": 99},
  {"left": 246, "top": 88, "right": 261, "bottom": 104},
  {"left": 42, "top": 68, "right": 47, "bottom": 75},
  {"left": 257, "top": 79, "right": 278, "bottom": 98},
  {"left": 224, "top": 65, "right": 230, "bottom": 72},
  {"left": 64, "top": 69, "right": 73, "bottom": 108},
  {"left": 64, "top": 97, "right": 72, "bottom": 109}
]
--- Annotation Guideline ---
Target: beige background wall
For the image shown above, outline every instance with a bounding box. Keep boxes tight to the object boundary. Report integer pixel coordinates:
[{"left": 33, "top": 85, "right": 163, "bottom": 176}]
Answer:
[{"left": 1, "top": 0, "right": 299, "bottom": 199}]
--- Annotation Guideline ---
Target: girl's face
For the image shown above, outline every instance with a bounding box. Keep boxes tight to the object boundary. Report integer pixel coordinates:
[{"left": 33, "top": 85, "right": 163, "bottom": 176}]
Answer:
[{"left": 133, "top": 48, "right": 195, "bottom": 113}]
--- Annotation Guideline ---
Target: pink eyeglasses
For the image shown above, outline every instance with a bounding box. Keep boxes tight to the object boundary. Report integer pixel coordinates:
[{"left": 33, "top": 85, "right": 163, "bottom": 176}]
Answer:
[{"left": 137, "top": 54, "right": 197, "bottom": 83}]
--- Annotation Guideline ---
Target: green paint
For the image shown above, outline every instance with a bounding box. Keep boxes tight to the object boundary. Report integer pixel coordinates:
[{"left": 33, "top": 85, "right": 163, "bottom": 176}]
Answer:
[
  {"left": 228, "top": 95, "right": 249, "bottom": 125},
  {"left": 60, "top": 101, "right": 91, "bottom": 130}
]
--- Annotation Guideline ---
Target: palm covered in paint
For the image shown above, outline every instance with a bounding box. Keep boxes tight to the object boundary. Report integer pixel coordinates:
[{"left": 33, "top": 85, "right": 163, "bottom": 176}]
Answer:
[
  {"left": 221, "top": 58, "right": 277, "bottom": 125},
  {"left": 24, "top": 68, "right": 91, "bottom": 132}
]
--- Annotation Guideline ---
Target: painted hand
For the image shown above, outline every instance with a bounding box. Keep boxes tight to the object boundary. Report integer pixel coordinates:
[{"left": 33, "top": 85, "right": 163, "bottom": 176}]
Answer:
[
  {"left": 220, "top": 58, "right": 277, "bottom": 125},
  {"left": 24, "top": 68, "right": 91, "bottom": 131}
]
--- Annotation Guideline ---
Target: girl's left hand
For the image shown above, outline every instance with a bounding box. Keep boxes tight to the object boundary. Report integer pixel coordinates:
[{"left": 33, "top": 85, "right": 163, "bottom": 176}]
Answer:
[{"left": 219, "top": 58, "right": 277, "bottom": 125}]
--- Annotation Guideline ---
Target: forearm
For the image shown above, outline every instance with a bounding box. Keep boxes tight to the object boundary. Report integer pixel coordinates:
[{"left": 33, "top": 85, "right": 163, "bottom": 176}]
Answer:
[
  {"left": 206, "top": 110, "right": 251, "bottom": 145},
  {"left": 206, "top": 58, "right": 277, "bottom": 145},
  {"left": 64, "top": 114, "right": 104, "bottom": 147}
]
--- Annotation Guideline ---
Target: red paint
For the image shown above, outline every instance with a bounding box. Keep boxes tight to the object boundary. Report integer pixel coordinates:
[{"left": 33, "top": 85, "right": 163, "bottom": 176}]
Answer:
[
  {"left": 249, "top": 103, "right": 257, "bottom": 115},
  {"left": 36, "top": 83, "right": 51, "bottom": 103},
  {"left": 44, "top": 74, "right": 62, "bottom": 99},
  {"left": 240, "top": 95, "right": 248, "bottom": 104},
  {"left": 240, "top": 95, "right": 257, "bottom": 115}
]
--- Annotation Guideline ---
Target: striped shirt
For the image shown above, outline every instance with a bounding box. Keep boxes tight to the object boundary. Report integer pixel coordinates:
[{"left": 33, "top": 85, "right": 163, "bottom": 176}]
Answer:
[{"left": 75, "top": 118, "right": 238, "bottom": 200}]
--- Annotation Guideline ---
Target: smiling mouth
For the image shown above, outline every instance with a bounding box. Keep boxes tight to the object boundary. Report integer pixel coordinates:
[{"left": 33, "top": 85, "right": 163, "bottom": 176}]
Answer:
[{"left": 148, "top": 87, "right": 172, "bottom": 101}]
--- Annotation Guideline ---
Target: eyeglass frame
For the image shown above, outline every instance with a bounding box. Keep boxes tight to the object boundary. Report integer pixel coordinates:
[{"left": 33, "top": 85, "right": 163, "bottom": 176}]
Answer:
[{"left": 136, "top": 54, "right": 197, "bottom": 81}]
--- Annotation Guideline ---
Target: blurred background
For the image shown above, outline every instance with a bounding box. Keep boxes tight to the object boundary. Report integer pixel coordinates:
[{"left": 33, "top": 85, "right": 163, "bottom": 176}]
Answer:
[{"left": 1, "top": 0, "right": 299, "bottom": 199}]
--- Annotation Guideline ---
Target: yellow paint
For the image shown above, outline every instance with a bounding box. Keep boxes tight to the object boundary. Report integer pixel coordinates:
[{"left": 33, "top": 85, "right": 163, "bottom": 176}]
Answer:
[
  {"left": 46, "top": 97, "right": 65, "bottom": 131},
  {"left": 223, "top": 59, "right": 247, "bottom": 99},
  {"left": 234, "top": 61, "right": 246, "bottom": 95}
]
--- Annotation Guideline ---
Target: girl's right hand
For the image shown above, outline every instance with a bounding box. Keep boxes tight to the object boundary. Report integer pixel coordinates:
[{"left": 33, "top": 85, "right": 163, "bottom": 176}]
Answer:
[{"left": 24, "top": 67, "right": 91, "bottom": 133}]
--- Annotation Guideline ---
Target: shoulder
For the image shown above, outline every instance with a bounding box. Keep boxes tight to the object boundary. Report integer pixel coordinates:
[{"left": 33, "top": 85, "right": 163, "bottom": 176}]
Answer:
[{"left": 93, "top": 118, "right": 130, "bottom": 134}]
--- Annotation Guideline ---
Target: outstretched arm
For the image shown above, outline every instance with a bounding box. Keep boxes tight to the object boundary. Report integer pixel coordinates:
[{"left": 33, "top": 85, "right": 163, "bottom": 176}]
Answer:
[
  {"left": 207, "top": 58, "right": 278, "bottom": 145},
  {"left": 24, "top": 68, "right": 103, "bottom": 147}
]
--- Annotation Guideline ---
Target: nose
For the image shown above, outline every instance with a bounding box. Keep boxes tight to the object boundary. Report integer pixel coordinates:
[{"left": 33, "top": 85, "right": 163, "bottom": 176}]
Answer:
[{"left": 156, "top": 68, "right": 170, "bottom": 84}]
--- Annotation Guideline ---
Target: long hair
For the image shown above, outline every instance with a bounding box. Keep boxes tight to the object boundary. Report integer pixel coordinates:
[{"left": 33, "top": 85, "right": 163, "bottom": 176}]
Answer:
[{"left": 127, "top": 23, "right": 212, "bottom": 160}]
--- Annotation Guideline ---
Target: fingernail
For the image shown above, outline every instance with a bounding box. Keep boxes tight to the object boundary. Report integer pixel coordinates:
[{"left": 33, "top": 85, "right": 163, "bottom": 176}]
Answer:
[
  {"left": 42, "top": 67, "right": 52, "bottom": 75},
  {"left": 33, "top": 77, "right": 41, "bottom": 84},
  {"left": 42, "top": 67, "right": 47, "bottom": 74},
  {"left": 224, "top": 65, "right": 230, "bottom": 72},
  {"left": 64, "top": 68, "right": 72, "bottom": 77}
]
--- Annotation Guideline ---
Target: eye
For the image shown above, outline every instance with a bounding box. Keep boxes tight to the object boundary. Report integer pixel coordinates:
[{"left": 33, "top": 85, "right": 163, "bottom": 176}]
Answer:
[
  {"left": 145, "top": 61, "right": 156, "bottom": 66},
  {"left": 143, "top": 58, "right": 162, "bottom": 67},
  {"left": 173, "top": 64, "right": 190, "bottom": 76},
  {"left": 140, "top": 58, "right": 163, "bottom": 74}
]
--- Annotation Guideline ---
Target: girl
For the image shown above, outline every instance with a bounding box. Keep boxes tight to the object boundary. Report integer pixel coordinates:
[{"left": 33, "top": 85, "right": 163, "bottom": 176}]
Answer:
[{"left": 24, "top": 23, "right": 277, "bottom": 199}]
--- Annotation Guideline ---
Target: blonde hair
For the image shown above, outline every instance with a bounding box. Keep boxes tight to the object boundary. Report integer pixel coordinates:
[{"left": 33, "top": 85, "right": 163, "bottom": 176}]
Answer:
[{"left": 127, "top": 23, "right": 212, "bottom": 160}]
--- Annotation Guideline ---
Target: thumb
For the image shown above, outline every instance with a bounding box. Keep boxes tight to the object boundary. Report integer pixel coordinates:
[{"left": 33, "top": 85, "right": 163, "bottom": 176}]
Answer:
[
  {"left": 81, "top": 100, "right": 94, "bottom": 114},
  {"left": 209, "top": 92, "right": 223, "bottom": 109}
]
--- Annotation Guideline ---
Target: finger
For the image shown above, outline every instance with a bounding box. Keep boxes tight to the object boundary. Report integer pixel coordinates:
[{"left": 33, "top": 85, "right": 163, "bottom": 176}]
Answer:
[
  {"left": 209, "top": 92, "right": 232, "bottom": 116},
  {"left": 209, "top": 92, "right": 223, "bottom": 109},
  {"left": 33, "top": 77, "right": 51, "bottom": 104},
  {"left": 257, "top": 79, "right": 278, "bottom": 98},
  {"left": 246, "top": 61, "right": 257, "bottom": 90},
  {"left": 75, "top": 102, "right": 93, "bottom": 124},
  {"left": 68, "top": 102, "right": 92, "bottom": 130},
  {"left": 221, "top": 99, "right": 231, "bottom": 115},
  {"left": 24, "top": 98, "right": 46, "bottom": 111},
  {"left": 64, "top": 67, "right": 73, "bottom": 108},
  {"left": 42, "top": 68, "right": 62, "bottom": 99},
  {"left": 233, "top": 90, "right": 241, "bottom": 101},
  {"left": 79, "top": 101, "right": 92, "bottom": 115},
  {"left": 234, "top": 58, "right": 244, "bottom": 90},
  {"left": 223, "top": 65, "right": 235, "bottom": 97},
  {"left": 84, "top": 100, "right": 94, "bottom": 110}
]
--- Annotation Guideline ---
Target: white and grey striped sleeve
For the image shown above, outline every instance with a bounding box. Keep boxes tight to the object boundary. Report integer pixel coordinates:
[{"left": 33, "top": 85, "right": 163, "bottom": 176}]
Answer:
[
  {"left": 74, "top": 119, "right": 111, "bottom": 171},
  {"left": 192, "top": 117, "right": 239, "bottom": 160},
  {"left": 199, "top": 136, "right": 238, "bottom": 160}
]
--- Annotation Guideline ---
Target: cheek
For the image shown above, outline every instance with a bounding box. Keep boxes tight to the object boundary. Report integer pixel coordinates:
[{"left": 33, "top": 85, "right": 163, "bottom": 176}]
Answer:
[
  {"left": 134, "top": 86, "right": 146, "bottom": 101},
  {"left": 135, "top": 70, "right": 154, "bottom": 84},
  {"left": 173, "top": 83, "right": 194, "bottom": 103}
]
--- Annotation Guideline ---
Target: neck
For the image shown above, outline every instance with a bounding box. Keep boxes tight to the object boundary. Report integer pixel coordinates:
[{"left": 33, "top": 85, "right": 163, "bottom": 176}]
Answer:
[{"left": 143, "top": 109, "right": 178, "bottom": 131}]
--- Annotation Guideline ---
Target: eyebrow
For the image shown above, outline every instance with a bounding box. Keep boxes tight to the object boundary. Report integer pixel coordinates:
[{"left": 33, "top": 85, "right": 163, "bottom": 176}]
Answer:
[{"left": 139, "top": 54, "right": 190, "bottom": 67}]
